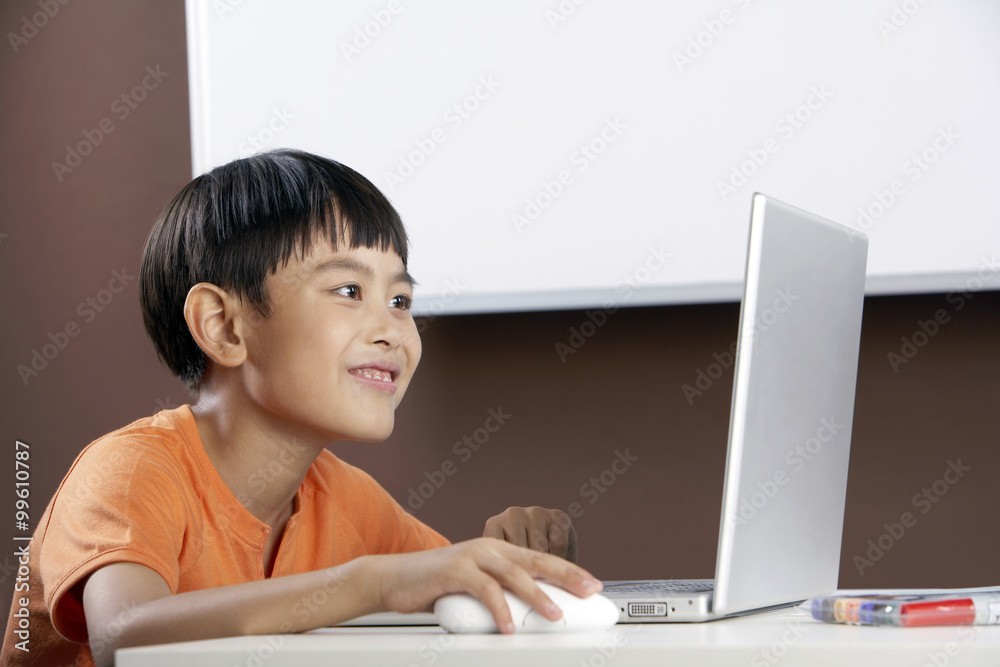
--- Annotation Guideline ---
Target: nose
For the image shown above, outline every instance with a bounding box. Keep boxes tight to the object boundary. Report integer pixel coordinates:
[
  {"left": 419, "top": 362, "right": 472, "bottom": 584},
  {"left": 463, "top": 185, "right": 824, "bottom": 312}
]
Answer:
[{"left": 368, "top": 303, "right": 403, "bottom": 350}]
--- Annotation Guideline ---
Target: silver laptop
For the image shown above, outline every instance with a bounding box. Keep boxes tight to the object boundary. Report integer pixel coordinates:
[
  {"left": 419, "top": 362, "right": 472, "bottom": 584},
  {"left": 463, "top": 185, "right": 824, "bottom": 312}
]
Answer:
[{"left": 602, "top": 192, "right": 868, "bottom": 622}]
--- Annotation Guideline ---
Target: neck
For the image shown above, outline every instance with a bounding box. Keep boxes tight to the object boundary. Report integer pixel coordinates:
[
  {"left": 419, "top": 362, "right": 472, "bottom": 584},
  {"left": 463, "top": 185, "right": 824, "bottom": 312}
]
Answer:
[{"left": 189, "top": 387, "right": 326, "bottom": 527}]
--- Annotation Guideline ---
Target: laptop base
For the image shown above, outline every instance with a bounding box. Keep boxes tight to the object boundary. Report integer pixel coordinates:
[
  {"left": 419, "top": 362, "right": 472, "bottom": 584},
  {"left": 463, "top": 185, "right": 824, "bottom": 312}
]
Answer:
[{"left": 603, "top": 579, "right": 804, "bottom": 623}]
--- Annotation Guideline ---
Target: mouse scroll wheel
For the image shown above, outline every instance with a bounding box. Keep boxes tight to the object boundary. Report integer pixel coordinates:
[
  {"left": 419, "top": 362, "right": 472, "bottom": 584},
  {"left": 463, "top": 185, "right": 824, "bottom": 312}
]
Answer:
[{"left": 522, "top": 609, "right": 567, "bottom": 628}]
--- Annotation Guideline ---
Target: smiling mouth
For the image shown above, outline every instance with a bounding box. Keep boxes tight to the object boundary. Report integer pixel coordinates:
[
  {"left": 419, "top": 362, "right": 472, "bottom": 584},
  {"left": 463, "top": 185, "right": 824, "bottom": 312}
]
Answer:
[{"left": 350, "top": 368, "right": 393, "bottom": 383}]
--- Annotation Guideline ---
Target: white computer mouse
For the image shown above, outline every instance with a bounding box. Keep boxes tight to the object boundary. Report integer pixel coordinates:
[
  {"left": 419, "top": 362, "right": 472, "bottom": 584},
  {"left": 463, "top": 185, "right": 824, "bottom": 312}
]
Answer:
[{"left": 434, "top": 580, "right": 619, "bottom": 633}]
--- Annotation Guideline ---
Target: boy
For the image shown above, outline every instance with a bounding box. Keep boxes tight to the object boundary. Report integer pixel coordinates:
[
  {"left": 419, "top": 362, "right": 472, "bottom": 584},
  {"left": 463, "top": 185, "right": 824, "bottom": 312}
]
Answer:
[{"left": 2, "top": 149, "right": 602, "bottom": 667}]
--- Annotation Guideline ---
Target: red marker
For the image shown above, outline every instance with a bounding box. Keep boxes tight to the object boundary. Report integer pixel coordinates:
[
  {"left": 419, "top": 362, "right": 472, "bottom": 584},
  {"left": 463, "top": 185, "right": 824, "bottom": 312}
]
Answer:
[{"left": 897, "top": 598, "right": 975, "bottom": 627}]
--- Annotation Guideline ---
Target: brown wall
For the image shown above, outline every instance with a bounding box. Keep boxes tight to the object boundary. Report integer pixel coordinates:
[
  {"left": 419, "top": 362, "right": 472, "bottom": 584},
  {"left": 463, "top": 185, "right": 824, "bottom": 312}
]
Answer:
[{"left": 1, "top": 1, "right": 997, "bottom": 612}]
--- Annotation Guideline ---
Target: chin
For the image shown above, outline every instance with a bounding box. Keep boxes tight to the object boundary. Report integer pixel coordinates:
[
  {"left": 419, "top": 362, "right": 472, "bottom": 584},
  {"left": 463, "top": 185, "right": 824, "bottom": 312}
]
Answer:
[{"left": 344, "top": 421, "right": 395, "bottom": 443}]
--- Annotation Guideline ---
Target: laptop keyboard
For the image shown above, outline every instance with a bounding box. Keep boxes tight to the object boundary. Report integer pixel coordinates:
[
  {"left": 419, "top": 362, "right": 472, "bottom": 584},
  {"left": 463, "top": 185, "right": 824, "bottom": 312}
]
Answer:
[{"left": 603, "top": 579, "right": 715, "bottom": 594}]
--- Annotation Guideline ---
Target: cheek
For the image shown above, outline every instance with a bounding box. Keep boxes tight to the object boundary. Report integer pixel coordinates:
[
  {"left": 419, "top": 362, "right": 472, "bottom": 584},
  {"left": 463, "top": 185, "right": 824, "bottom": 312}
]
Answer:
[
  {"left": 405, "top": 322, "right": 422, "bottom": 368},
  {"left": 247, "top": 313, "right": 333, "bottom": 387},
  {"left": 394, "top": 325, "right": 422, "bottom": 401},
  {"left": 242, "top": 333, "right": 301, "bottom": 404}
]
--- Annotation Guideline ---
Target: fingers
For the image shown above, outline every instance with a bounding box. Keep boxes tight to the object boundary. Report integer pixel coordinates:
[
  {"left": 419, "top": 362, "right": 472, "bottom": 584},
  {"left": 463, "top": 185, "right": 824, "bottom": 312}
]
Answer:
[
  {"left": 483, "top": 513, "right": 530, "bottom": 550},
  {"left": 462, "top": 570, "right": 517, "bottom": 634},
  {"left": 509, "top": 507, "right": 556, "bottom": 556},
  {"left": 465, "top": 538, "right": 602, "bottom": 632},
  {"left": 484, "top": 509, "right": 531, "bottom": 549},
  {"left": 508, "top": 540, "right": 602, "bottom": 599},
  {"left": 482, "top": 514, "right": 503, "bottom": 540},
  {"left": 546, "top": 514, "right": 578, "bottom": 562},
  {"left": 474, "top": 543, "right": 561, "bottom": 630},
  {"left": 526, "top": 523, "right": 550, "bottom": 555},
  {"left": 486, "top": 506, "right": 577, "bottom": 558},
  {"left": 546, "top": 519, "right": 569, "bottom": 560}
]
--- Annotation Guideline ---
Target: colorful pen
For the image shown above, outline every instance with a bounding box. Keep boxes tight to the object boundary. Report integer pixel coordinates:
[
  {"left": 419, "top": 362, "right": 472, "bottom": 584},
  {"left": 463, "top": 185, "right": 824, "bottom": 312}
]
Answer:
[{"left": 809, "top": 592, "right": 1000, "bottom": 627}]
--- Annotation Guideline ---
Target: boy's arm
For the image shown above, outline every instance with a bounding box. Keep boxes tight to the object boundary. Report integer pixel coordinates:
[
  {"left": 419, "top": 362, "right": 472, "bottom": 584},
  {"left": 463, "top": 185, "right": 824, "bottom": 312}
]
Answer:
[
  {"left": 83, "top": 537, "right": 601, "bottom": 667},
  {"left": 483, "top": 506, "right": 579, "bottom": 563}
]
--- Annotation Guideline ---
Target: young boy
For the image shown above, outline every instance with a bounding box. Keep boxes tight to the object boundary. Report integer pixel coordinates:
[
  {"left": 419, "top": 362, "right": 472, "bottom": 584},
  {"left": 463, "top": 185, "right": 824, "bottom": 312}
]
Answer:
[{"left": 2, "top": 149, "right": 602, "bottom": 667}]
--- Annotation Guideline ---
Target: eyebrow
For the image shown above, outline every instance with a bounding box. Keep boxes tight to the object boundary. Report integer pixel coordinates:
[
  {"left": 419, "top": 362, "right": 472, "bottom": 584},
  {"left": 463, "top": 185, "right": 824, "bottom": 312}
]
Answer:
[{"left": 310, "top": 257, "right": 416, "bottom": 289}]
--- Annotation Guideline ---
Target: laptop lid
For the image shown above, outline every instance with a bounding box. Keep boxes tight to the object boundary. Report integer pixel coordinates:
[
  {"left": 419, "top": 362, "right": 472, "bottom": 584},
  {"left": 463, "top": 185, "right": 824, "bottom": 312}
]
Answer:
[{"left": 712, "top": 193, "right": 868, "bottom": 615}]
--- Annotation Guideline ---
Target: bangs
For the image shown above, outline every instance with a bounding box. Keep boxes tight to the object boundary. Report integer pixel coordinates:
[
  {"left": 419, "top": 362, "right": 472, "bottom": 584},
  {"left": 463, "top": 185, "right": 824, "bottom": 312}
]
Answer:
[{"left": 199, "top": 149, "right": 408, "bottom": 311}]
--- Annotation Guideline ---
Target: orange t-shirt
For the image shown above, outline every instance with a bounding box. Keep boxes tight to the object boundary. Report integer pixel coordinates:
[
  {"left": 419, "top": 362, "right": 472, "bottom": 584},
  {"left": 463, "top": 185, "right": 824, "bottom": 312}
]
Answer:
[{"left": 1, "top": 406, "right": 449, "bottom": 666}]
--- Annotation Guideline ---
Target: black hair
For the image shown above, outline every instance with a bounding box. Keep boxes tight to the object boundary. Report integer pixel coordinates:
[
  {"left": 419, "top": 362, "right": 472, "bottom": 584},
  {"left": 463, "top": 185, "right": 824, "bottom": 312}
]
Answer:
[{"left": 139, "top": 148, "right": 408, "bottom": 390}]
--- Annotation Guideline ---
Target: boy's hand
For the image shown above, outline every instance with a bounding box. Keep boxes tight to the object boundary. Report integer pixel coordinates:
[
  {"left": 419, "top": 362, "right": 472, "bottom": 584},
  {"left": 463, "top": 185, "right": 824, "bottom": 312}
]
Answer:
[
  {"left": 367, "top": 537, "right": 601, "bottom": 633},
  {"left": 483, "top": 506, "right": 578, "bottom": 563}
]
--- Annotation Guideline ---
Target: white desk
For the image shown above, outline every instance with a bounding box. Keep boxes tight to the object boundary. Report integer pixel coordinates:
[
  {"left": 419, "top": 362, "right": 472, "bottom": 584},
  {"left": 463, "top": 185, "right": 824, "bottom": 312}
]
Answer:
[{"left": 117, "top": 606, "right": 1000, "bottom": 667}]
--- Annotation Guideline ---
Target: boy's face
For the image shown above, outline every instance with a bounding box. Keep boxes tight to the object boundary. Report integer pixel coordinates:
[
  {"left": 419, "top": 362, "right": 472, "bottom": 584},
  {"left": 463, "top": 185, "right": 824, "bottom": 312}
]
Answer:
[{"left": 239, "top": 237, "right": 421, "bottom": 444}]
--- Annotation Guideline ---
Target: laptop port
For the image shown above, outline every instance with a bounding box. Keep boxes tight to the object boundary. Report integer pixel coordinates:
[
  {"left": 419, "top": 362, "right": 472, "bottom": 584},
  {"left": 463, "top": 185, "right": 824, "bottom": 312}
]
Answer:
[{"left": 628, "top": 602, "right": 668, "bottom": 617}]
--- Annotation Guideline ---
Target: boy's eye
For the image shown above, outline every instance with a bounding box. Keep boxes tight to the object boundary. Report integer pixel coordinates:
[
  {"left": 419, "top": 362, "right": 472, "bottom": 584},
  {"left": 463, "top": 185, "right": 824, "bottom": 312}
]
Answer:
[
  {"left": 333, "top": 284, "right": 361, "bottom": 299},
  {"left": 390, "top": 294, "right": 413, "bottom": 310}
]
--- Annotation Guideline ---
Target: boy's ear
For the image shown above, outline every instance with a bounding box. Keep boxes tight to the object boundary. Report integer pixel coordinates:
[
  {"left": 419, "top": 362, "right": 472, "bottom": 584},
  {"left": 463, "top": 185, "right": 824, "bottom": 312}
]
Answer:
[{"left": 183, "top": 283, "right": 248, "bottom": 369}]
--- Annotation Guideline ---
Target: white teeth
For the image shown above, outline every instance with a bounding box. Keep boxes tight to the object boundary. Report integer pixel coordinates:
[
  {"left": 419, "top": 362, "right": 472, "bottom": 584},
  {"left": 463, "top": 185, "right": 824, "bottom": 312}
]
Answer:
[{"left": 355, "top": 368, "right": 391, "bottom": 382}]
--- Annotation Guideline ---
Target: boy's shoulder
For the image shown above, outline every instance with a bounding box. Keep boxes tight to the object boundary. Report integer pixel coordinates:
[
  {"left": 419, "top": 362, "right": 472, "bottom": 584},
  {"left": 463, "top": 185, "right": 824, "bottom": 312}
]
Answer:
[
  {"left": 55, "top": 406, "right": 204, "bottom": 503},
  {"left": 83, "top": 405, "right": 197, "bottom": 457},
  {"left": 80, "top": 405, "right": 199, "bottom": 453}
]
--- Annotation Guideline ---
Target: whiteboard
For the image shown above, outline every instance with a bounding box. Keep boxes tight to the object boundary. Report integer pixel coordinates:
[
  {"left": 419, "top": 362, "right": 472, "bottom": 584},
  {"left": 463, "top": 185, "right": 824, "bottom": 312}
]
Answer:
[{"left": 186, "top": 0, "right": 1000, "bottom": 315}]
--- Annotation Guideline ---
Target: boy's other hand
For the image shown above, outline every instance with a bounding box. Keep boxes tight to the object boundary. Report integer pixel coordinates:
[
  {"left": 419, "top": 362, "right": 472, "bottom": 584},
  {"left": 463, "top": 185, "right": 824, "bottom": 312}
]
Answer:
[
  {"left": 367, "top": 537, "right": 600, "bottom": 634},
  {"left": 483, "top": 506, "right": 578, "bottom": 563}
]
